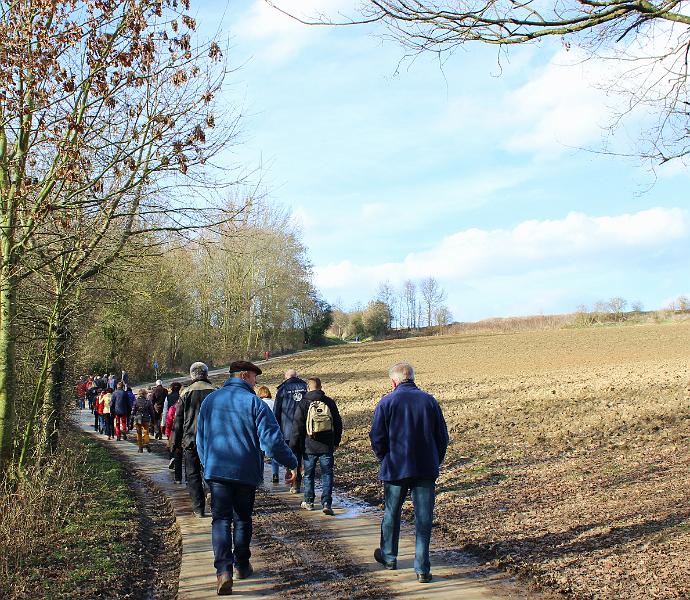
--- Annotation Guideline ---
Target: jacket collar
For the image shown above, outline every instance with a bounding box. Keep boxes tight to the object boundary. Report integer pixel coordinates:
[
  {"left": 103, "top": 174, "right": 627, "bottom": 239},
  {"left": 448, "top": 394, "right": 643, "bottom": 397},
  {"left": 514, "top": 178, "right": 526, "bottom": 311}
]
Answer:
[
  {"left": 394, "top": 380, "right": 418, "bottom": 391},
  {"left": 305, "top": 389, "right": 325, "bottom": 401},
  {"left": 278, "top": 376, "right": 303, "bottom": 389},
  {"left": 222, "top": 376, "right": 255, "bottom": 394}
]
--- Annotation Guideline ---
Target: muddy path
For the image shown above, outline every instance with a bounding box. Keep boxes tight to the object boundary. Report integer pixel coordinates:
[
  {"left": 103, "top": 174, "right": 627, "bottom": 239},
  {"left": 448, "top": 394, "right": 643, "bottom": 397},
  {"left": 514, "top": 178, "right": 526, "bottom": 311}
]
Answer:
[
  {"left": 78, "top": 410, "right": 533, "bottom": 599},
  {"left": 86, "top": 429, "right": 181, "bottom": 600}
]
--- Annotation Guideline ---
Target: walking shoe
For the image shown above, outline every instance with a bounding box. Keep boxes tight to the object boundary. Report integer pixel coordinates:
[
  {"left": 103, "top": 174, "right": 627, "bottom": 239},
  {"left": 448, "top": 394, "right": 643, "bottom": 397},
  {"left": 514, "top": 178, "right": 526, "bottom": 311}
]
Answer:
[
  {"left": 122, "top": 433, "right": 127, "bottom": 440},
  {"left": 145, "top": 445, "right": 151, "bottom": 452},
  {"left": 216, "top": 572, "right": 233, "bottom": 595},
  {"left": 322, "top": 505, "right": 335, "bottom": 516},
  {"left": 417, "top": 573, "right": 433, "bottom": 583},
  {"left": 137, "top": 448, "right": 143, "bottom": 453},
  {"left": 271, "top": 474, "right": 279, "bottom": 484},
  {"left": 168, "top": 458, "right": 176, "bottom": 470},
  {"left": 174, "top": 480, "right": 182, "bottom": 484},
  {"left": 234, "top": 562, "right": 253, "bottom": 579},
  {"left": 374, "top": 548, "right": 397, "bottom": 570},
  {"left": 300, "top": 501, "right": 314, "bottom": 511},
  {"left": 193, "top": 509, "right": 205, "bottom": 519},
  {"left": 289, "top": 486, "right": 301, "bottom": 494},
  {"left": 116, "top": 436, "right": 121, "bottom": 441}
]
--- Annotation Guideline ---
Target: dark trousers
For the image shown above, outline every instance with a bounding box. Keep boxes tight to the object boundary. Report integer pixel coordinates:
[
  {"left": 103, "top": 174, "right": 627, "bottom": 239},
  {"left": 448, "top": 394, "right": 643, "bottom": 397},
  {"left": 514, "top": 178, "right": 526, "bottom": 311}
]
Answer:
[
  {"left": 184, "top": 448, "right": 205, "bottom": 513},
  {"left": 153, "top": 411, "right": 163, "bottom": 438},
  {"left": 171, "top": 449, "right": 183, "bottom": 482},
  {"left": 103, "top": 414, "right": 114, "bottom": 437},
  {"left": 380, "top": 478, "right": 436, "bottom": 575},
  {"left": 208, "top": 480, "right": 256, "bottom": 575}
]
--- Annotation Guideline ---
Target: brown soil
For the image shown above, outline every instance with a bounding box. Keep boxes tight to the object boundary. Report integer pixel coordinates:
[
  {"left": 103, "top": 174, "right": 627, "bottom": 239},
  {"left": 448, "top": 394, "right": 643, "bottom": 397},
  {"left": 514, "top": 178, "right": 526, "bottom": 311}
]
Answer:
[{"left": 251, "top": 322, "right": 690, "bottom": 599}]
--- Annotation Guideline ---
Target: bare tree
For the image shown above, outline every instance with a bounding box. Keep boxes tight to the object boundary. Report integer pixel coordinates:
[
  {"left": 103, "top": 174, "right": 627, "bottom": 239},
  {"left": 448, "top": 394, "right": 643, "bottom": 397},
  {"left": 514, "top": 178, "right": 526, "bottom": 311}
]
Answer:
[
  {"left": 376, "top": 280, "right": 396, "bottom": 328},
  {"left": 402, "top": 279, "right": 417, "bottom": 328},
  {"left": 608, "top": 296, "right": 628, "bottom": 320},
  {"left": 434, "top": 305, "right": 452, "bottom": 333},
  {"left": 0, "top": 0, "right": 238, "bottom": 472},
  {"left": 420, "top": 276, "right": 447, "bottom": 327}
]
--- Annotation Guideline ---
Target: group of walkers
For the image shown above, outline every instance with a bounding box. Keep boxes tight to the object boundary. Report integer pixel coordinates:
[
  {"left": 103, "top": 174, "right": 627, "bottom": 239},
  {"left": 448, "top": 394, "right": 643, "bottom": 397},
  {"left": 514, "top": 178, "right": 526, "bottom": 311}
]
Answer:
[
  {"left": 81, "top": 371, "right": 182, "bottom": 453},
  {"left": 79, "top": 357, "right": 449, "bottom": 596}
]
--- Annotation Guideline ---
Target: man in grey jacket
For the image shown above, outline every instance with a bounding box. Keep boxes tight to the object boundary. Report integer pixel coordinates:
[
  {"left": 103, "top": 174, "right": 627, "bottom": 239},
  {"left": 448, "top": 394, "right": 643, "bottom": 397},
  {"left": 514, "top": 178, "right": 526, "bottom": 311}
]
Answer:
[{"left": 171, "top": 361, "right": 215, "bottom": 518}]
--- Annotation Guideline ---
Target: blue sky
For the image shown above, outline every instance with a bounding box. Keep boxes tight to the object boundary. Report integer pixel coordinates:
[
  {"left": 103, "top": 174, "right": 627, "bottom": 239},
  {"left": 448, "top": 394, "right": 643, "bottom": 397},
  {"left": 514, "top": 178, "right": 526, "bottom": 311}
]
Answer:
[{"left": 196, "top": 0, "right": 689, "bottom": 321}]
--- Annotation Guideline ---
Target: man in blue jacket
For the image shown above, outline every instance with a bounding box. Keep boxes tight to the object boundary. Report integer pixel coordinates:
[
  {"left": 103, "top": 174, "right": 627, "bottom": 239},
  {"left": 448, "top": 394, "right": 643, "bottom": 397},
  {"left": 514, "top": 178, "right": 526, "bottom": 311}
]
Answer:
[
  {"left": 273, "top": 368, "right": 307, "bottom": 493},
  {"left": 369, "top": 362, "right": 449, "bottom": 584},
  {"left": 110, "top": 382, "right": 130, "bottom": 441},
  {"left": 197, "top": 360, "right": 298, "bottom": 596}
]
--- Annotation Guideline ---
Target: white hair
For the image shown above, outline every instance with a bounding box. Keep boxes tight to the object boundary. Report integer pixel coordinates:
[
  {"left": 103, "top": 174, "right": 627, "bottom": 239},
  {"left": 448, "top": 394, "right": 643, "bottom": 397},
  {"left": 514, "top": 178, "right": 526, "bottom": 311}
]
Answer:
[
  {"left": 389, "top": 362, "right": 415, "bottom": 384},
  {"left": 189, "top": 362, "right": 208, "bottom": 380},
  {"left": 284, "top": 368, "right": 297, "bottom": 379}
]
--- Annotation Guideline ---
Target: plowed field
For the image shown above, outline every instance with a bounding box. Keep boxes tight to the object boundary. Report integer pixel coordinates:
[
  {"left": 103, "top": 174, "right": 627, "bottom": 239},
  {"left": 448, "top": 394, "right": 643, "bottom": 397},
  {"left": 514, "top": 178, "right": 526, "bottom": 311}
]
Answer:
[{"left": 258, "top": 322, "right": 690, "bottom": 599}]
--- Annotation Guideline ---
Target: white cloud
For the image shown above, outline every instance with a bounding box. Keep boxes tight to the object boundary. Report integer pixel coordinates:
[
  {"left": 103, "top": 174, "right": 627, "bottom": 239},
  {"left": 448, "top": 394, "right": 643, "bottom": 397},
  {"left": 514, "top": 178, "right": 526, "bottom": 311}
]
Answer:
[
  {"left": 236, "top": 0, "right": 357, "bottom": 63},
  {"left": 289, "top": 204, "right": 318, "bottom": 230},
  {"left": 501, "top": 49, "right": 619, "bottom": 157},
  {"left": 314, "top": 207, "right": 690, "bottom": 292},
  {"left": 499, "top": 22, "right": 690, "bottom": 160}
]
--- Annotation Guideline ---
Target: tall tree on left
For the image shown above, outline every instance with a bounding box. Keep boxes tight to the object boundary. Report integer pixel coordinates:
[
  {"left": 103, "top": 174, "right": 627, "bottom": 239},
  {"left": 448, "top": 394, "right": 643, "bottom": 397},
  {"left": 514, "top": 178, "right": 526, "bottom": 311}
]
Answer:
[{"left": 0, "top": 0, "right": 237, "bottom": 475}]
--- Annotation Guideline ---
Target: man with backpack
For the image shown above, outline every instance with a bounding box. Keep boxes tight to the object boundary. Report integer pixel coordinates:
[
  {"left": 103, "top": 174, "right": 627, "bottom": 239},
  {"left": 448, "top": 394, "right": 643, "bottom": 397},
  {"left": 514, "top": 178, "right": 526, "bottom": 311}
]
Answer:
[
  {"left": 290, "top": 377, "right": 343, "bottom": 516},
  {"left": 274, "top": 368, "right": 308, "bottom": 493}
]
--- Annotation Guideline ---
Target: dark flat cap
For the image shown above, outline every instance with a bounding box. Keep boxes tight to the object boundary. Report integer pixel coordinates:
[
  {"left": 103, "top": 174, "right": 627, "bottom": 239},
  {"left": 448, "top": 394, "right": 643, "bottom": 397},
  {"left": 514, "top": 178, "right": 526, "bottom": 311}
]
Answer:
[{"left": 229, "top": 360, "right": 262, "bottom": 375}]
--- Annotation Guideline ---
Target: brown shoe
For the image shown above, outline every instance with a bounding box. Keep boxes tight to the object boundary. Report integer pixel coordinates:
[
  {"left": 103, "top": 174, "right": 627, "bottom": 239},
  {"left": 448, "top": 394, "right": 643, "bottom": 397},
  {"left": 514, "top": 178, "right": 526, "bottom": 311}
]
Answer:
[
  {"left": 234, "top": 562, "right": 253, "bottom": 579},
  {"left": 216, "top": 572, "right": 233, "bottom": 595}
]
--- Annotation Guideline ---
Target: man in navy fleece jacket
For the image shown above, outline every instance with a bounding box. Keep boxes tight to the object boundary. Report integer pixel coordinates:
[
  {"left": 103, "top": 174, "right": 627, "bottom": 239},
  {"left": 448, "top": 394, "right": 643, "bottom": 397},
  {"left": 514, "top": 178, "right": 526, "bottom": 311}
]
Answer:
[{"left": 369, "top": 361, "right": 449, "bottom": 583}]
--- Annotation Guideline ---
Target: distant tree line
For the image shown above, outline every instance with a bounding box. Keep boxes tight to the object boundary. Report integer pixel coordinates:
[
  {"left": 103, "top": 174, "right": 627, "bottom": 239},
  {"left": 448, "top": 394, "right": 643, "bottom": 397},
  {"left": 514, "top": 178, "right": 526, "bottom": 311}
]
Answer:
[
  {"left": 329, "top": 277, "right": 451, "bottom": 340},
  {"left": 574, "top": 294, "right": 690, "bottom": 326}
]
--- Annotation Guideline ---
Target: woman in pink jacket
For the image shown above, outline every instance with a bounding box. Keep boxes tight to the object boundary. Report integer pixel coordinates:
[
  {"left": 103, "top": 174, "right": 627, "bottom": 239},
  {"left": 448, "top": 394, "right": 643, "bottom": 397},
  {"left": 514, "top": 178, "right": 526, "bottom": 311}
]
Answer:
[{"left": 166, "top": 390, "right": 183, "bottom": 483}]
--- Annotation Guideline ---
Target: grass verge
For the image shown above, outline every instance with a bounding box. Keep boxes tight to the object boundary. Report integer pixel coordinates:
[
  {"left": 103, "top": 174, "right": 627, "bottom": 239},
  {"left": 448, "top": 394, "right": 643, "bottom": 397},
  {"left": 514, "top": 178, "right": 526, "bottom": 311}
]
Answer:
[{"left": 0, "top": 430, "right": 139, "bottom": 599}]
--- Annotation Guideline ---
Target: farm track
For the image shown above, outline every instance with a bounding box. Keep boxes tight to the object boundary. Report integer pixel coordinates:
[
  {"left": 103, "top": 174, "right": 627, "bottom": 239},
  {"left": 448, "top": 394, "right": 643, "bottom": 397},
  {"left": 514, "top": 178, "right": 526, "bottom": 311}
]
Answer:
[{"left": 79, "top": 411, "right": 528, "bottom": 599}]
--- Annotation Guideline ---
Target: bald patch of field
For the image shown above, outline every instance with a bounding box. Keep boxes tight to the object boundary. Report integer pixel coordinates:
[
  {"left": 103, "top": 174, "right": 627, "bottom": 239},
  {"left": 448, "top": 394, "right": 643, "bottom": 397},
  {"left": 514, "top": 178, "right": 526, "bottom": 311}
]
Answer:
[{"left": 260, "top": 323, "right": 690, "bottom": 599}]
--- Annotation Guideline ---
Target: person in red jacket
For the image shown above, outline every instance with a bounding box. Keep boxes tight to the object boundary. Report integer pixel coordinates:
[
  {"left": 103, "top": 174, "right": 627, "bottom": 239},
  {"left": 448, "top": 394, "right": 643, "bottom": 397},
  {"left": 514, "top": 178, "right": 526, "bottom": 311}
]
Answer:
[{"left": 96, "top": 390, "right": 106, "bottom": 434}]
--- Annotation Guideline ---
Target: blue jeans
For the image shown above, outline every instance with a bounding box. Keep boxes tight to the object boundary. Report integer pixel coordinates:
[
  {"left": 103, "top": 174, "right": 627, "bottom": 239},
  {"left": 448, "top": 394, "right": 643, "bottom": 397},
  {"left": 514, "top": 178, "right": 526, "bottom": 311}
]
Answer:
[
  {"left": 379, "top": 478, "right": 436, "bottom": 575},
  {"left": 302, "top": 453, "right": 334, "bottom": 507},
  {"left": 208, "top": 480, "right": 256, "bottom": 575}
]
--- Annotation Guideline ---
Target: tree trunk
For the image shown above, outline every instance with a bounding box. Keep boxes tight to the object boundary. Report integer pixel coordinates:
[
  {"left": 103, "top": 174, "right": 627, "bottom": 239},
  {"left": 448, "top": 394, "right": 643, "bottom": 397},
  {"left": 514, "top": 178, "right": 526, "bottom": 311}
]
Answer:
[
  {"left": 0, "top": 265, "right": 17, "bottom": 473},
  {"left": 42, "top": 316, "right": 69, "bottom": 456}
]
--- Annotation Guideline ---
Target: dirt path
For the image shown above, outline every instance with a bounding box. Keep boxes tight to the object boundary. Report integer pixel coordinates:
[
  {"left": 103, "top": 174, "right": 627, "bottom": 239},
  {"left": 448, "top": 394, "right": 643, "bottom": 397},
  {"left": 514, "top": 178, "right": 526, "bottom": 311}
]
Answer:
[{"left": 78, "top": 409, "right": 533, "bottom": 599}]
